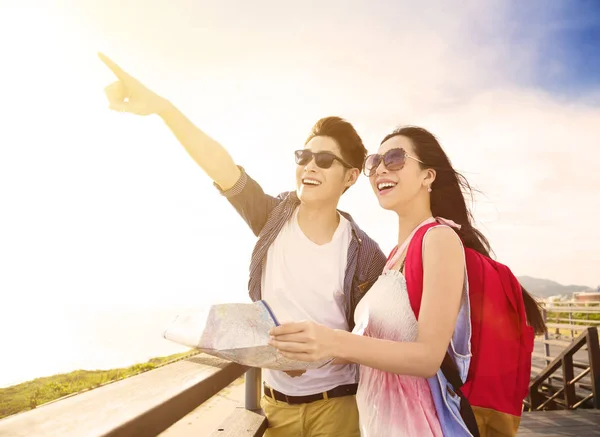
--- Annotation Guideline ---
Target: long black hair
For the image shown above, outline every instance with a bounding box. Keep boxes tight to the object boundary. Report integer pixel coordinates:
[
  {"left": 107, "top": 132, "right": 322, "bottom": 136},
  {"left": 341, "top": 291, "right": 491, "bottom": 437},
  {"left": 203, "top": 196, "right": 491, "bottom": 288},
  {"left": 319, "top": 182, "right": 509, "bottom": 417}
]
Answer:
[{"left": 382, "top": 126, "right": 546, "bottom": 334}]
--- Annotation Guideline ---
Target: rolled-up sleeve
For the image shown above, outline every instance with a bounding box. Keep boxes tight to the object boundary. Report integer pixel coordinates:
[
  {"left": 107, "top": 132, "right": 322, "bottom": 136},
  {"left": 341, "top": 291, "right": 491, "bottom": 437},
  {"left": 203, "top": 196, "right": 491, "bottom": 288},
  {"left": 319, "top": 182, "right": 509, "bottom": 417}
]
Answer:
[
  {"left": 215, "top": 166, "right": 249, "bottom": 198},
  {"left": 214, "top": 166, "right": 281, "bottom": 236}
]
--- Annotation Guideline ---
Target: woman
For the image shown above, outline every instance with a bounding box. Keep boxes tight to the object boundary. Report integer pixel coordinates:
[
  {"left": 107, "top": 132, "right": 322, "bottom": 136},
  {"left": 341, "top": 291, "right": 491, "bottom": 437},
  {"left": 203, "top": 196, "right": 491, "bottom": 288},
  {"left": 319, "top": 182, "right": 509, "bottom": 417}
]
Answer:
[{"left": 269, "top": 126, "right": 546, "bottom": 436}]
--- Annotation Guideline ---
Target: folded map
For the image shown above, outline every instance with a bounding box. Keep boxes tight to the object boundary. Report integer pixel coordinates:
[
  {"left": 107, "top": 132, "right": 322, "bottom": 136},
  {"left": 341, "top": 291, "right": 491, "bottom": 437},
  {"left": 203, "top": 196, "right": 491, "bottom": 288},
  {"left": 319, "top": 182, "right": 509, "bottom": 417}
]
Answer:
[{"left": 163, "top": 300, "right": 332, "bottom": 371}]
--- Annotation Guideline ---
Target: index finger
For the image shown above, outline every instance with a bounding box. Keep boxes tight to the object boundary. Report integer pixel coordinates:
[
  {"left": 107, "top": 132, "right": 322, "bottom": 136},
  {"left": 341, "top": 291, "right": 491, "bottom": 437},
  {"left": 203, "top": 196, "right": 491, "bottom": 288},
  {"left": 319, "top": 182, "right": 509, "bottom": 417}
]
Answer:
[
  {"left": 270, "top": 321, "right": 308, "bottom": 336},
  {"left": 98, "top": 52, "right": 130, "bottom": 80}
]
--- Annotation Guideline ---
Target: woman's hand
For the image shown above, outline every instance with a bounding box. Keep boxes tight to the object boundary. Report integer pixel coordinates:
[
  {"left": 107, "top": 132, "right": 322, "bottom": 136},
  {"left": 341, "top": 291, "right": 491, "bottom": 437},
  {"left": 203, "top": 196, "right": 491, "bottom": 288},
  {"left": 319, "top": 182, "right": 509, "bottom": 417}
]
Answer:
[{"left": 269, "top": 321, "right": 339, "bottom": 362}]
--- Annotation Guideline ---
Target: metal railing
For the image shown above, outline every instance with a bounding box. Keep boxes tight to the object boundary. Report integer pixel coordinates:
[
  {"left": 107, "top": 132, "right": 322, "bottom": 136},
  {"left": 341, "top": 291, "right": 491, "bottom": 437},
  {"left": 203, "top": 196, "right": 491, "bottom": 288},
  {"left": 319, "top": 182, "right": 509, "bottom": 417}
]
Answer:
[{"left": 244, "top": 367, "right": 262, "bottom": 411}]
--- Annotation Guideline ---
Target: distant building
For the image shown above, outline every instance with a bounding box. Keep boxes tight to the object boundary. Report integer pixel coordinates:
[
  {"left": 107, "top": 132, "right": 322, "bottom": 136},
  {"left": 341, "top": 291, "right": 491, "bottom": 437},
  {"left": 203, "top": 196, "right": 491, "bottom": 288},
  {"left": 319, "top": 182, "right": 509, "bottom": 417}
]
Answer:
[{"left": 573, "top": 286, "right": 600, "bottom": 303}]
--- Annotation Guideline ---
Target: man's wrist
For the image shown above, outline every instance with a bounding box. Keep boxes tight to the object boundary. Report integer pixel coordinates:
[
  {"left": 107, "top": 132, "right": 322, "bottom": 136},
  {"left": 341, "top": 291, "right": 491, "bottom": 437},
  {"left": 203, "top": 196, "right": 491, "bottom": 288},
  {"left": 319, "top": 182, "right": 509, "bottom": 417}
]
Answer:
[{"left": 156, "top": 97, "right": 176, "bottom": 118}]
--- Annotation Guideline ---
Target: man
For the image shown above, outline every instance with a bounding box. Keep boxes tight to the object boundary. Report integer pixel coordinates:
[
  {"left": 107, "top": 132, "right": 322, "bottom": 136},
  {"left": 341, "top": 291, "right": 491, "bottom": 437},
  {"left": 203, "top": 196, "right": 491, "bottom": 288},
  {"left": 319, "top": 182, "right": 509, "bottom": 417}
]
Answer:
[{"left": 99, "top": 53, "right": 386, "bottom": 437}]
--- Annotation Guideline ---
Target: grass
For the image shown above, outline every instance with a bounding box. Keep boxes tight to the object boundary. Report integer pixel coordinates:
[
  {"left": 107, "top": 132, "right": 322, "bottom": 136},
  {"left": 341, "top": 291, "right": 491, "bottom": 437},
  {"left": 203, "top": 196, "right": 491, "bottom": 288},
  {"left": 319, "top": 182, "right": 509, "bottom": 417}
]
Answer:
[
  {"left": 546, "top": 310, "right": 600, "bottom": 322},
  {"left": 0, "top": 350, "right": 197, "bottom": 420},
  {"left": 541, "top": 309, "right": 600, "bottom": 340}
]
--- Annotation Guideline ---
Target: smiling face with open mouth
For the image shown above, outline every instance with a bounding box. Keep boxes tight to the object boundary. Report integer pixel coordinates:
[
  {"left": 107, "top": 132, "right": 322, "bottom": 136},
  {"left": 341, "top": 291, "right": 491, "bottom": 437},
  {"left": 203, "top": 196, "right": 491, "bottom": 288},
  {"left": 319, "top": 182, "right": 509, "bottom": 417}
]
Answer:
[
  {"left": 295, "top": 136, "right": 354, "bottom": 205},
  {"left": 368, "top": 135, "right": 430, "bottom": 211}
]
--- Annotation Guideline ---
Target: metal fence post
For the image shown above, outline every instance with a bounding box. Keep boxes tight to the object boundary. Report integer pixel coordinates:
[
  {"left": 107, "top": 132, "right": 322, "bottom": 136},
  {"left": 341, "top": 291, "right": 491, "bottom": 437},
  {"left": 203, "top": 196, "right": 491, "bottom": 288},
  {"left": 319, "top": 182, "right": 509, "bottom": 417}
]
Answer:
[
  {"left": 543, "top": 308, "right": 550, "bottom": 360},
  {"left": 568, "top": 306, "right": 574, "bottom": 339},
  {"left": 245, "top": 367, "right": 261, "bottom": 411}
]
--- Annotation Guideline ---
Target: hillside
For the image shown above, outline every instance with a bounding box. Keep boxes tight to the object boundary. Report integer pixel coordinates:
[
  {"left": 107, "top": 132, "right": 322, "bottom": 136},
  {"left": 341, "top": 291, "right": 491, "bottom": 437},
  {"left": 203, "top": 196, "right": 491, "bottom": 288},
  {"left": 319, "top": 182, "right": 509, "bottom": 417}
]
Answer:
[
  {"left": 518, "top": 276, "right": 591, "bottom": 299},
  {"left": 0, "top": 350, "right": 195, "bottom": 420}
]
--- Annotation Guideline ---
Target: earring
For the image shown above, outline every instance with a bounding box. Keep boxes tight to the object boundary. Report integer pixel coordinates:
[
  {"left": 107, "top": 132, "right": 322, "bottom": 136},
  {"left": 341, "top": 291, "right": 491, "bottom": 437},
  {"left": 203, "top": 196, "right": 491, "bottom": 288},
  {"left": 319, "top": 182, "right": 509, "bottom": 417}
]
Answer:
[{"left": 427, "top": 186, "right": 432, "bottom": 193}]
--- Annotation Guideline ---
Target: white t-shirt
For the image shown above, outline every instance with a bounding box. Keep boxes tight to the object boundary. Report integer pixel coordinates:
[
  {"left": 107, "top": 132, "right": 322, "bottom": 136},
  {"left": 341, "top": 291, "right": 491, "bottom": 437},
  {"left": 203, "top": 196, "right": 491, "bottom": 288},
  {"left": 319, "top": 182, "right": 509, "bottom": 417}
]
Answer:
[{"left": 261, "top": 207, "right": 357, "bottom": 396}]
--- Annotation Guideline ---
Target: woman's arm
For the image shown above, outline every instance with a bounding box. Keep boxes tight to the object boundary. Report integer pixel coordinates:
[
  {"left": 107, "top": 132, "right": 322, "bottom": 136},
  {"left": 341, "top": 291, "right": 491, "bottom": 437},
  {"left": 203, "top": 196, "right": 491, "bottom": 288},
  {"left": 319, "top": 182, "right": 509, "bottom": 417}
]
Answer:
[{"left": 270, "top": 226, "right": 465, "bottom": 378}]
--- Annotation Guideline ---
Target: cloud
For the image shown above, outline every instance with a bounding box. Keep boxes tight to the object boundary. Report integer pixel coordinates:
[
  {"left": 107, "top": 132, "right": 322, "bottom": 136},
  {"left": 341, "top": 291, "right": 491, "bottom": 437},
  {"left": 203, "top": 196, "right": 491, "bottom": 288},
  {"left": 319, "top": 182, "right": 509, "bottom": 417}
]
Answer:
[
  {"left": 1, "top": 0, "right": 598, "bottom": 313},
  {"left": 346, "top": 82, "right": 600, "bottom": 286}
]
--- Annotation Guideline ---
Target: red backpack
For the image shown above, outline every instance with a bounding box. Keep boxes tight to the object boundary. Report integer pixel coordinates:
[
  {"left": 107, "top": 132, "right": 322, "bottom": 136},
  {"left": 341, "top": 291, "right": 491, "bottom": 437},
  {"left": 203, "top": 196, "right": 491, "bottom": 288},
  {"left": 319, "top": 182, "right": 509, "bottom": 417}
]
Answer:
[{"left": 402, "top": 222, "right": 534, "bottom": 435}]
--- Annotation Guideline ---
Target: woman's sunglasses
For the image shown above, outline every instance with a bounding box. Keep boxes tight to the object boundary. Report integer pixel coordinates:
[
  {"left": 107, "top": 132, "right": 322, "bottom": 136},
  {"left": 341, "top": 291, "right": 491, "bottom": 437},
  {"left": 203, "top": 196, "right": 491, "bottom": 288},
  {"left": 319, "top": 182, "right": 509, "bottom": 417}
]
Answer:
[
  {"left": 363, "top": 148, "right": 424, "bottom": 177},
  {"left": 294, "top": 149, "right": 353, "bottom": 169}
]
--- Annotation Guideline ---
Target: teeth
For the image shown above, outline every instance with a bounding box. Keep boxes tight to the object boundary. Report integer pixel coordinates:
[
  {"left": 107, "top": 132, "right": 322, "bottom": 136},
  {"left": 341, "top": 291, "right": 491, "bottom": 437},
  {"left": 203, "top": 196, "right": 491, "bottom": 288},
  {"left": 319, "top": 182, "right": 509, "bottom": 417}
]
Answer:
[
  {"left": 303, "top": 179, "right": 321, "bottom": 185},
  {"left": 378, "top": 182, "right": 396, "bottom": 190}
]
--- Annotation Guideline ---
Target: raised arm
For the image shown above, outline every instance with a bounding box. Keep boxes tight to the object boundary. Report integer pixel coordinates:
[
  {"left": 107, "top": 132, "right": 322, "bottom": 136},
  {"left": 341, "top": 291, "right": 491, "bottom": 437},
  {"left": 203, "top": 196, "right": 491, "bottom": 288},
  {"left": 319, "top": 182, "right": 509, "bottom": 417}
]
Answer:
[
  {"left": 98, "top": 52, "right": 239, "bottom": 191},
  {"left": 98, "top": 53, "right": 281, "bottom": 234},
  {"left": 159, "top": 103, "right": 241, "bottom": 190}
]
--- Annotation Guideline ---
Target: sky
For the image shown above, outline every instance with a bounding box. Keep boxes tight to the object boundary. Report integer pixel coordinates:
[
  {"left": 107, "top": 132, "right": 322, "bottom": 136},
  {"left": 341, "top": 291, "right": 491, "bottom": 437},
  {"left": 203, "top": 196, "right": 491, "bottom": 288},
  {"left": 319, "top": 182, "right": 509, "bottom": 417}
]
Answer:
[{"left": 0, "top": 0, "right": 599, "bottom": 383}]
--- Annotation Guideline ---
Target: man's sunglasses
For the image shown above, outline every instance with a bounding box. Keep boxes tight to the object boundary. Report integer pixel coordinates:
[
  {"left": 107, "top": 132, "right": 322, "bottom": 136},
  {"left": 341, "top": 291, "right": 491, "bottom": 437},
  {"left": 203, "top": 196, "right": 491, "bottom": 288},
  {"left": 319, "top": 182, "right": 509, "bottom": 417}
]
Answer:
[
  {"left": 294, "top": 149, "right": 353, "bottom": 169},
  {"left": 363, "top": 148, "right": 424, "bottom": 177}
]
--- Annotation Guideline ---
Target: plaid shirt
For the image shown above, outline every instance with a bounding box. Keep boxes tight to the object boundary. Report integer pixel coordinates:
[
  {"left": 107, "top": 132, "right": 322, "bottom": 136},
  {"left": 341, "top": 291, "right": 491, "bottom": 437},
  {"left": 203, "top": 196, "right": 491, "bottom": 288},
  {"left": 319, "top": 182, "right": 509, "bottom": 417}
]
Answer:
[{"left": 216, "top": 167, "right": 386, "bottom": 330}]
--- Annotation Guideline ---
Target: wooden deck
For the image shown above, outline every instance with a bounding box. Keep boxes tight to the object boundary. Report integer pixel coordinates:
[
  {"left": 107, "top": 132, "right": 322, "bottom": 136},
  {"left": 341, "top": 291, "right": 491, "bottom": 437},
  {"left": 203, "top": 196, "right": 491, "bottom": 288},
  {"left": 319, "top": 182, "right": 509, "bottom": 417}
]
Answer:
[{"left": 518, "top": 410, "right": 600, "bottom": 436}]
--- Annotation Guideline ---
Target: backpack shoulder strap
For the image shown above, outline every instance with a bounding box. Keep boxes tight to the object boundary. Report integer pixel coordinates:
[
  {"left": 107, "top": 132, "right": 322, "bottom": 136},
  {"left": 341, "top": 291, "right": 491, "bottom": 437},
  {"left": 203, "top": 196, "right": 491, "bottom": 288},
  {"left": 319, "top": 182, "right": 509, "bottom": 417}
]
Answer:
[
  {"left": 404, "top": 222, "right": 441, "bottom": 317},
  {"left": 441, "top": 354, "right": 480, "bottom": 436}
]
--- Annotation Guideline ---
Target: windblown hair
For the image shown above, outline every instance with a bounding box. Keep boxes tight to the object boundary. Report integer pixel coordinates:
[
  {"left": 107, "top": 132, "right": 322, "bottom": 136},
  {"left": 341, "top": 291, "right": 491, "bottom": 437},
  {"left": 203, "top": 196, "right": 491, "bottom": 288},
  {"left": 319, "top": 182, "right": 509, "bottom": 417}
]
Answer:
[{"left": 382, "top": 126, "right": 546, "bottom": 334}]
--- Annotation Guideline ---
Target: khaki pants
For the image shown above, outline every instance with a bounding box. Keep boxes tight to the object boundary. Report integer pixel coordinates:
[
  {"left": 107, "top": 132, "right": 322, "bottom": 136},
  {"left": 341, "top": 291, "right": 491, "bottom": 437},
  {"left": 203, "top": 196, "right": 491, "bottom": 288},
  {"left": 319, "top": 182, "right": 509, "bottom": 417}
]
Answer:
[{"left": 260, "top": 393, "right": 360, "bottom": 437}]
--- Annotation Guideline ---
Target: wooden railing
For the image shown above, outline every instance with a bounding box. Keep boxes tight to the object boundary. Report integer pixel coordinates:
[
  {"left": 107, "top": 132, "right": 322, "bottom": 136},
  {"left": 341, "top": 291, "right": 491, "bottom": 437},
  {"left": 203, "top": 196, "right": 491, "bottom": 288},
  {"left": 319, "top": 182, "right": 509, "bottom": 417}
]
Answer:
[
  {"left": 2, "top": 300, "right": 598, "bottom": 435},
  {"left": 527, "top": 326, "right": 600, "bottom": 411},
  {"left": 0, "top": 355, "right": 267, "bottom": 437}
]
